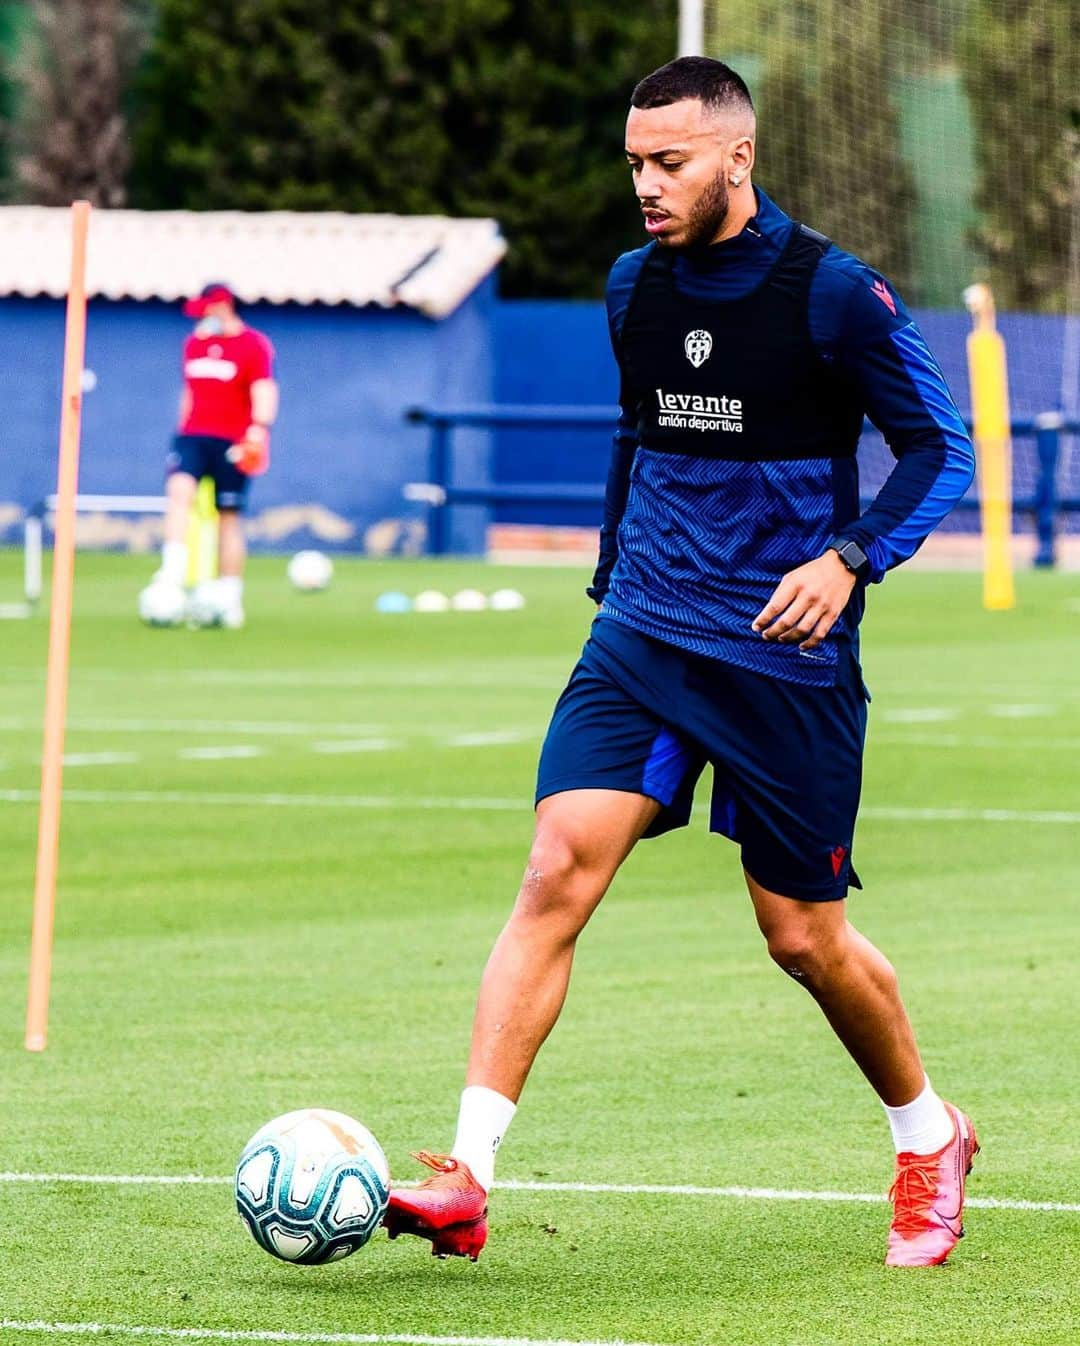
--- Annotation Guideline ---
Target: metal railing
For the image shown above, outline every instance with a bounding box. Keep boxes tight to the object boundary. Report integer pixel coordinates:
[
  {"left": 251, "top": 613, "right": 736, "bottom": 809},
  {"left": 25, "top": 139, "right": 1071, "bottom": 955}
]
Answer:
[{"left": 406, "top": 404, "right": 1080, "bottom": 564}]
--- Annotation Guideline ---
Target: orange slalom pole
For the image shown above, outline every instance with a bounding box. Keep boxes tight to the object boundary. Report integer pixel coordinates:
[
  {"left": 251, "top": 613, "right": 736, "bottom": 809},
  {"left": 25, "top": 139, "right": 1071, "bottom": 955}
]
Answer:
[{"left": 25, "top": 200, "right": 91, "bottom": 1052}]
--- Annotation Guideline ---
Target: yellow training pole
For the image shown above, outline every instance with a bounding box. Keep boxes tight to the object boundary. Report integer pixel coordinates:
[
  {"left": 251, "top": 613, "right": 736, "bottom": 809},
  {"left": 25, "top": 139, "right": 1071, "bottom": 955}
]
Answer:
[
  {"left": 964, "top": 283, "right": 1015, "bottom": 611},
  {"left": 185, "top": 476, "right": 218, "bottom": 586},
  {"left": 199, "top": 475, "right": 219, "bottom": 582},
  {"left": 25, "top": 200, "right": 91, "bottom": 1052}
]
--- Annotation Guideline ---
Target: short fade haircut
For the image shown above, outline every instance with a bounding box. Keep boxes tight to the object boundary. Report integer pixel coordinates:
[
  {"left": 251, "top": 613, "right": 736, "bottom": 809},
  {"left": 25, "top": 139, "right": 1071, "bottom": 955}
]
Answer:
[{"left": 631, "top": 56, "right": 754, "bottom": 120}]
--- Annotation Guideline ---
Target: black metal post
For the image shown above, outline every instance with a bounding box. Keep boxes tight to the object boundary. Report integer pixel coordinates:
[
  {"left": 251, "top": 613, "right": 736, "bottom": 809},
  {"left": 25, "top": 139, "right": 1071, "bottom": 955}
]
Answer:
[
  {"left": 428, "top": 418, "right": 452, "bottom": 556},
  {"left": 1033, "top": 414, "right": 1060, "bottom": 568}
]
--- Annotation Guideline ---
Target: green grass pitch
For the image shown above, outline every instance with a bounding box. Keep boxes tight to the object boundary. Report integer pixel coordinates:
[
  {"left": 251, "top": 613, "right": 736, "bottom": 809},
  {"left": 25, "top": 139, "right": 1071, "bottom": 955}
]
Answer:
[{"left": 0, "top": 551, "right": 1078, "bottom": 1346}]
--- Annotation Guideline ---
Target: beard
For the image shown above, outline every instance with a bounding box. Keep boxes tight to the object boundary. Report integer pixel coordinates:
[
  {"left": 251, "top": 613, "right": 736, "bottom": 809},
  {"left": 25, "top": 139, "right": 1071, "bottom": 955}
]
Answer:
[{"left": 663, "top": 171, "right": 730, "bottom": 249}]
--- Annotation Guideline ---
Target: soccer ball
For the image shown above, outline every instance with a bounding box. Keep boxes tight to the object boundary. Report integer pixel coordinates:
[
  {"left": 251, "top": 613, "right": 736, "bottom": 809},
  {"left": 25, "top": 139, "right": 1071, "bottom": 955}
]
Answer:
[
  {"left": 187, "top": 580, "right": 225, "bottom": 628},
  {"left": 138, "top": 578, "right": 187, "bottom": 627},
  {"left": 374, "top": 591, "right": 411, "bottom": 613},
  {"left": 235, "top": 1108, "right": 390, "bottom": 1265},
  {"left": 186, "top": 579, "right": 245, "bottom": 630},
  {"left": 451, "top": 588, "right": 487, "bottom": 611},
  {"left": 489, "top": 588, "right": 526, "bottom": 611},
  {"left": 287, "top": 550, "right": 333, "bottom": 592},
  {"left": 413, "top": 589, "right": 450, "bottom": 612}
]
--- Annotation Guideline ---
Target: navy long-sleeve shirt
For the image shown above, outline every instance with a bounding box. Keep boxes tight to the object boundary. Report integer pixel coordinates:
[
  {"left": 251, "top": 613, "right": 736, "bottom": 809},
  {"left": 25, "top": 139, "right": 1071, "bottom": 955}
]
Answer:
[{"left": 591, "top": 188, "right": 975, "bottom": 683}]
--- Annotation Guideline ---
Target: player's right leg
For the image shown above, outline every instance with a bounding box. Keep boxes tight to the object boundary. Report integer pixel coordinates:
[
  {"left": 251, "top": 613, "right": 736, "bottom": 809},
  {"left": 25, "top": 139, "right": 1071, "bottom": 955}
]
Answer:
[
  {"left": 384, "top": 788, "right": 660, "bottom": 1260},
  {"left": 162, "top": 468, "right": 197, "bottom": 553},
  {"left": 385, "top": 630, "right": 704, "bottom": 1259},
  {"left": 139, "top": 439, "right": 203, "bottom": 623},
  {"left": 161, "top": 435, "right": 205, "bottom": 579}
]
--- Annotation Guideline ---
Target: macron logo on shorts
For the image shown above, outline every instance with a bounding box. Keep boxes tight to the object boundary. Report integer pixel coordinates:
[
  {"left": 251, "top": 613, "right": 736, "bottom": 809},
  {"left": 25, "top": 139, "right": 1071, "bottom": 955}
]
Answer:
[{"left": 870, "top": 278, "right": 896, "bottom": 316}]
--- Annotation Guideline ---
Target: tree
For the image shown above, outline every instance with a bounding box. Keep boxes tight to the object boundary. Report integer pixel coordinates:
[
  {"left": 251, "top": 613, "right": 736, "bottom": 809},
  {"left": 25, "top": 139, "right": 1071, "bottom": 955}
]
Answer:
[
  {"left": 10, "top": 0, "right": 148, "bottom": 206},
  {"left": 131, "top": 0, "right": 675, "bottom": 297},
  {"left": 748, "top": 0, "right": 917, "bottom": 295},
  {"left": 958, "top": 0, "right": 1080, "bottom": 311},
  {"left": 0, "top": 2, "right": 27, "bottom": 193}
]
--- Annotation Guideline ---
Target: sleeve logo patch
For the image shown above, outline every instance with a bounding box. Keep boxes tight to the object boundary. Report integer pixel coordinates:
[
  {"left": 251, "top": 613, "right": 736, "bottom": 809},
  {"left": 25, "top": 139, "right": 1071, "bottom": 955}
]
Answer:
[{"left": 870, "top": 278, "right": 897, "bottom": 316}]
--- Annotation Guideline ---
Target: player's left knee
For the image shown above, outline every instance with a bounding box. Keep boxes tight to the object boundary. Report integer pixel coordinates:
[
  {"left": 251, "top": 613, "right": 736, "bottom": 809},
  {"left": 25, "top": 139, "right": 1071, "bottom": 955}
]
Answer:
[{"left": 765, "top": 925, "right": 846, "bottom": 987}]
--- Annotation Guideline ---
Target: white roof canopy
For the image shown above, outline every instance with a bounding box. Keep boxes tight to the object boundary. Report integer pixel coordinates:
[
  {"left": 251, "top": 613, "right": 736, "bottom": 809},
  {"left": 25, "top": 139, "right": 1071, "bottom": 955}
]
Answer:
[{"left": 0, "top": 207, "right": 505, "bottom": 319}]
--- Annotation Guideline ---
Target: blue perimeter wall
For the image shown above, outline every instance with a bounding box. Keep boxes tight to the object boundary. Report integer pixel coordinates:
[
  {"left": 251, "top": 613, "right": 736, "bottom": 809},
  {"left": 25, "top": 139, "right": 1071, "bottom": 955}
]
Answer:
[
  {"left": 1, "top": 284, "right": 1074, "bottom": 551},
  {"left": 493, "top": 301, "right": 617, "bottom": 528},
  {"left": 0, "top": 279, "right": 497, "bottom": 555}
]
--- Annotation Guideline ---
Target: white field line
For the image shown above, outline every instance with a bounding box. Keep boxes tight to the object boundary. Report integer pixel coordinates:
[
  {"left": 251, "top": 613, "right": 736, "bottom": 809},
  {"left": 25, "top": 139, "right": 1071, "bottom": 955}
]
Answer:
[
  {"left": 0, "top": 1324, "right": 659, "bottom": 1346},
  {"left": 0, "top": 1171, "right": 1077, "bottom": 1214},
  {"left": 0, "top": 1172, "right": 229, "bottom": 1186},
  {"left": 0, "top": 789, "right": 522, "bottom": 811},
  {"left": 177, "top": 746, "right": 264, "bottom": 761},
  {"left": 0, "top": 717, "right": 388, "bottom": 737},
  {"left": 0, "top": 668, "right": 564, "bottom": 691},
  {"left": 59, "top": 724, "right": 1080, "bottom": 760},
  {"left": 7, "top": 666, "right": 1080, "bottom": 699},
  {"left": 0, "top": 788, "right": 1077, "bottom": 825},
  {"left": 880, "top": 708, "right": 958, "bottom": 723},
  {"left": 311, "top": 739, "right": 404, "bottom": 755},
  {"left": 445, "top": 731, "right": 532, "bottom": 747},
  {"left": 871, "top": 732, "right": 1080, "bottom": 751},
  {"left": 987, "top": 704, "right": 1056, "bottom": 719},
  {"left": 862, "top": 805, "right": 1080, "bottom": 825},
  {"left": 60, "top": 752, "right": 140, "bottom": 768},
  {"left": 193, "top": 670, "right": 559, "bottom": 690},
  {"left": 0, "top": 717, "right": 539, "bottom": 746}
]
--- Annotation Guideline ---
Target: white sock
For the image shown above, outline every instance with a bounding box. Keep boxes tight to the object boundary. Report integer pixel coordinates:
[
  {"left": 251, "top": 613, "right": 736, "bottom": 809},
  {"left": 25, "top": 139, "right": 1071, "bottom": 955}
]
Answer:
[
  {"left": 451, "top": 1085, "right": 516, "bottom": 1193},
  {"left": 160, "top": 541, "right": 188, "bottom": 585},
  {"left": 883, "top": 1076, "right": 954, "bottom": 1155},
  {"left": 217, "top": 576, "right": 243, "bottom": 605}
]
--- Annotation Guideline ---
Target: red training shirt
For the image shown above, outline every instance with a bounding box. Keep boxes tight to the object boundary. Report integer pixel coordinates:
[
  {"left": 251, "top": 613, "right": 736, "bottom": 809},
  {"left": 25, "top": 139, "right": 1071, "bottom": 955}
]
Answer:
[{"left": 179, "top": 326, "right": 275, "bottom": 443}]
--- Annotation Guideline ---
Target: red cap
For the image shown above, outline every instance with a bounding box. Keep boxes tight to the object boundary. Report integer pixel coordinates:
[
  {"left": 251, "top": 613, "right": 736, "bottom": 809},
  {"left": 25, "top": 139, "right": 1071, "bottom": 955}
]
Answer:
[{"left": 183, "top": 283, "right": 235, "bottom": 318}]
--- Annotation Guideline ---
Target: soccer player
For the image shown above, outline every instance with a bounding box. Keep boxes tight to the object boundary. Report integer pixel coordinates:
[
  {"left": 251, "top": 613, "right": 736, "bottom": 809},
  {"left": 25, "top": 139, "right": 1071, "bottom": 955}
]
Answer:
[
  {"left": 140, "top": 282, "right": 277, "bottom": 628},
  {"left": 385, "top": 58, "right": 978, "bottom": 1268}
]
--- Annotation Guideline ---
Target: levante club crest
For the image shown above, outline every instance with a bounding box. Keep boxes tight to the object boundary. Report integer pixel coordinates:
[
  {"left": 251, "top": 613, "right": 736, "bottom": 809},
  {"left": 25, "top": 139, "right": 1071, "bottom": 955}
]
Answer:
[{"left": 684, "top": 328, "right": 713, "bottom": 368}]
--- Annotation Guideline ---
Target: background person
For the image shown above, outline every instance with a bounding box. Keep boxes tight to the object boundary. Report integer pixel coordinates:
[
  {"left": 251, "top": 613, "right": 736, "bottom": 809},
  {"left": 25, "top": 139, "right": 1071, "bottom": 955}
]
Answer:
[
  {"left": 140, "top": 282, "right": 278, "bottom": 628},
  {"left": 382, "top": 57, "right": 979, "bottom": 1270}
]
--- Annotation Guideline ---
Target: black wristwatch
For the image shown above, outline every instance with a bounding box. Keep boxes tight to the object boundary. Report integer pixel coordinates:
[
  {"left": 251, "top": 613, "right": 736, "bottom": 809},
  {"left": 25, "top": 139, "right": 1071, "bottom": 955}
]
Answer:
[{"left": 828, "top": 537, "right": 871, "bottom": 583}]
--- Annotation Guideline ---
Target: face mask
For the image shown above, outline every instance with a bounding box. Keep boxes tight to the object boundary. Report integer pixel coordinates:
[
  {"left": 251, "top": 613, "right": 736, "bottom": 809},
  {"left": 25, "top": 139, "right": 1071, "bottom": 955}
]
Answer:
[{"left": 199, "top": 317, "right": 225, "bottom": 337}]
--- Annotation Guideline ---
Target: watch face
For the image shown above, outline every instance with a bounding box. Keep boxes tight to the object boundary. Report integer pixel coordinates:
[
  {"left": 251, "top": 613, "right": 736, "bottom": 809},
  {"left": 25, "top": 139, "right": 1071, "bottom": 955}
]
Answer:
[
  {"left": 831, "top": 540, "right": 866, "bottom": 576},
  {"left": 841, "top": 542, "right": 868, "bottom": 576}
]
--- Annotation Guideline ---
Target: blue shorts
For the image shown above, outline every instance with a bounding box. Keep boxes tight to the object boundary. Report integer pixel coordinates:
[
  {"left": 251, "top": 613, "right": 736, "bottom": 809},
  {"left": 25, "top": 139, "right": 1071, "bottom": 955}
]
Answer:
[
  {"left": 166, "top": 434, "right": 250, "bottom": 512},
  {"left": 536, "top": 617, "right": 869, "bottom": 901}
]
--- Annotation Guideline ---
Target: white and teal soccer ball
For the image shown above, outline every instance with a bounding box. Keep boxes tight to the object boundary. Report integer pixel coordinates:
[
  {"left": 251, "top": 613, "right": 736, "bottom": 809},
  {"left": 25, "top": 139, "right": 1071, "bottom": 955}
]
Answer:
[
  {"left": 187, "top": 580, "right": 225, "bottom": 628},
  {"left": 287, "top": 550, "right": 334, "bottom": 592},
  {"left": 138, "top": 578, "right": 187, "bottom": 627},
  {"left": 235, "top": 1108, "right": 390, "bottom": 1265}
]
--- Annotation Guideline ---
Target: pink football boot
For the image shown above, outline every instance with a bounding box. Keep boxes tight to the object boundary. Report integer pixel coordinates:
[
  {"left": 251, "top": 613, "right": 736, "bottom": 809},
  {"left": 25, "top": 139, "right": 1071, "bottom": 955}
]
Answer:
[
  {"left": 886, "top": 1102, "right": 980, "bottom": 1267},
  {"left": 383, "top": 1151, "right": 488, "bottom": 1261}
]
